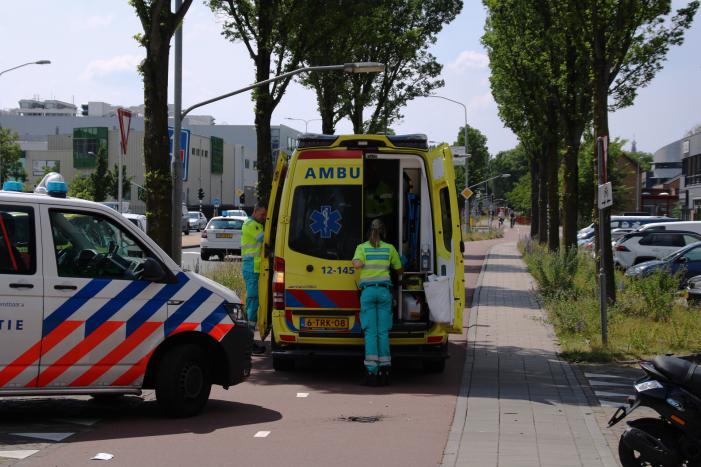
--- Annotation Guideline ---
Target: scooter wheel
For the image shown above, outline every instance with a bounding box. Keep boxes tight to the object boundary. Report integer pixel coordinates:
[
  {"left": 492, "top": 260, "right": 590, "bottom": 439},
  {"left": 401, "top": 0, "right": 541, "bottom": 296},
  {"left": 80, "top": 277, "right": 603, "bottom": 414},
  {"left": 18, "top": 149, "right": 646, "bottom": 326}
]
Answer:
[{"left": 618, "top": 418, "right": 681, "bottom": 467}]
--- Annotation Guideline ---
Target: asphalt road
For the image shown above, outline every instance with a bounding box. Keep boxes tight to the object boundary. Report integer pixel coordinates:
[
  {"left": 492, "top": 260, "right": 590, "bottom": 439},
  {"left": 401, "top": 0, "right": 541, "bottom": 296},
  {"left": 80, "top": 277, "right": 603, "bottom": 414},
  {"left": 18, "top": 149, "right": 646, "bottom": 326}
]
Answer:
[{"left": 3, "top": 228, "right": 523, "bottom": 467}]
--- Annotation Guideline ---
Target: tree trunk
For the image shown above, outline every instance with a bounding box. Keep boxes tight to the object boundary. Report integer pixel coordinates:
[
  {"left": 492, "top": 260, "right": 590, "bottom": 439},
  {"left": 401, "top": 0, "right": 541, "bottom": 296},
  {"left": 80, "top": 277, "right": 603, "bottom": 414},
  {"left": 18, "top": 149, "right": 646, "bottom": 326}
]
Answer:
[
  {"left": 143, "top": 43, "right": 173, "bottom": 258},
  {"left": 537, "top": 150, "right": 548, "bottom": 245},
  {"left": 592, "top": 2, "right": 616, "bottom": 303},
  {"left": 562, "top": 133, "right": 580, "bottom": 251},
  {"left": 254, "top": 97, "right": 273, "bottom": 205},
  {"left": 530, "top": 156, "right": 539, "bottom": 239},
  {"left": 546, "top": 138, "right": 560, "bottom": 252}
]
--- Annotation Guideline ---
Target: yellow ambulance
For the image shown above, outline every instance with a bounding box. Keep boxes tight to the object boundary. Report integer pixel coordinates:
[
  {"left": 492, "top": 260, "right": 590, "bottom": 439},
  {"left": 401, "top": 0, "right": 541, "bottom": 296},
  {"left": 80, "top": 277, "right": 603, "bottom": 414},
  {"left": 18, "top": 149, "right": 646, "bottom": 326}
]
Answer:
[{"left": 259, "top": 134, "right": 464, "bottom": 372}]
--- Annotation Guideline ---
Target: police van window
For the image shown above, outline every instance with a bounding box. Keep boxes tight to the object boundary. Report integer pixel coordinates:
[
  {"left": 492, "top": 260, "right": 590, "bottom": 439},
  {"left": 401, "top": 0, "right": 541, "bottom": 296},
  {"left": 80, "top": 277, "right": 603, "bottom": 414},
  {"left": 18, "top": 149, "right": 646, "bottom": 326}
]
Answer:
[
  {"left": 288, "top": 185, "right": 362, "bottom": 260},
  {"left": 439, "top": 187, "right": 453, "bottom": 252},
  {"left": 0, "top": 205, "right": 36, "bottom": 275},
  {"left": 49, "top": 210, "right": 153, "bottom": 280}
]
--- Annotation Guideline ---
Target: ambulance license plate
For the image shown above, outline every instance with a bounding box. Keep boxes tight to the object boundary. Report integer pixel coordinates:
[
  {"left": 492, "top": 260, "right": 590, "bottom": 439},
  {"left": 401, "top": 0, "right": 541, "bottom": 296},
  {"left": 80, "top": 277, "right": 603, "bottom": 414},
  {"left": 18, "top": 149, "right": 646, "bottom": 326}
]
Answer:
[
  {"left": 217, "top": 233, "right": 233, "bottom": 238},
  {"left": 300, "top": 317, "right": 349, "bottom": 330}
]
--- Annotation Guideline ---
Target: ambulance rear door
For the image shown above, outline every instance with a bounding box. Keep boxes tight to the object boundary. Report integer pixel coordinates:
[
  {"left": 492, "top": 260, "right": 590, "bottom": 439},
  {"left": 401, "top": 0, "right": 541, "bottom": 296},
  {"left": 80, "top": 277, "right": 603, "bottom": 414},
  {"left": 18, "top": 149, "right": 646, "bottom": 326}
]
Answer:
[
  {"left": 281, "top": 149, "right": 363, "bottom": 335},
  {"left": 259, "top": 151, "right": 288, "bottom": 339},
  {"left": 426, "top": 145, "right": 465, "bottom": 333}
]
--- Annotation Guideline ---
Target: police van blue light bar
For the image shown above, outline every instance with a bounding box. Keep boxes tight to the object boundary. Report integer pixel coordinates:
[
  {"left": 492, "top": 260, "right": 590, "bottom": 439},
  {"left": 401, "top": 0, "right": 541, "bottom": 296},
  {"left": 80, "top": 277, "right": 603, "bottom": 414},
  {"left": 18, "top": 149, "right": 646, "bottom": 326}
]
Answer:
[
  {"left": 2, "top": 181, "right": 23, "bottom": 192},
  {"left": 47, "top": 180, "right": 68, "bottom": 198}
]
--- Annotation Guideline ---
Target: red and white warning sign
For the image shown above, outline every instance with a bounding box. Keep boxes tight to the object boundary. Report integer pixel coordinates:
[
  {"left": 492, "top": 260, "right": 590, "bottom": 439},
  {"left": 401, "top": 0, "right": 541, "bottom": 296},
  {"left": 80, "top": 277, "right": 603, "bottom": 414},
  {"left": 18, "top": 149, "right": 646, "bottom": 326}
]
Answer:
[{"left": 117, "top": 108, "right": 132, "bottom": 154}]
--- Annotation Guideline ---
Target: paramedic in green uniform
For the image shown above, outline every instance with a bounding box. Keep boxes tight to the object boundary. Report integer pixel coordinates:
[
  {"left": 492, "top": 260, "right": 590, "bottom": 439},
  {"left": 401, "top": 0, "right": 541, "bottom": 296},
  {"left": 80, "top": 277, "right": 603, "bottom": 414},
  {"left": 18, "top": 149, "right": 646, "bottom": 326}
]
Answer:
[
  {"left": 352, "top": 219, "right": 403, "bottom": 386},
  {"left": 241, "top": 203, "right": 267, "bottom": 354}
]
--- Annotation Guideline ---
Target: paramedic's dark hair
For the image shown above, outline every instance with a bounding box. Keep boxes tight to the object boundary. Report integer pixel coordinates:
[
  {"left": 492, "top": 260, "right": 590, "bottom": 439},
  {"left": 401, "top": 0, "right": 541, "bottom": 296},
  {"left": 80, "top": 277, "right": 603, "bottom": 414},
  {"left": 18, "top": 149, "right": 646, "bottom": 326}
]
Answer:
[
  {"left": 254, "top": 202, "right": 266, "bottom": 211},
  {"left": 368, "top": 218, "right": 386, "bottom": 247}
]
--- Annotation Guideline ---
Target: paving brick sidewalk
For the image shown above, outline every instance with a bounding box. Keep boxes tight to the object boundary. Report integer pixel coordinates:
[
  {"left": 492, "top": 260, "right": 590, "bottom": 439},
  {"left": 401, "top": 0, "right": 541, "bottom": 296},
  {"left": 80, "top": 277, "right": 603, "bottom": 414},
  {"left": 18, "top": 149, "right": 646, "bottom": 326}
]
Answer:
[{"left": 442, "top": 243, "right": 618, "bottom": 467}]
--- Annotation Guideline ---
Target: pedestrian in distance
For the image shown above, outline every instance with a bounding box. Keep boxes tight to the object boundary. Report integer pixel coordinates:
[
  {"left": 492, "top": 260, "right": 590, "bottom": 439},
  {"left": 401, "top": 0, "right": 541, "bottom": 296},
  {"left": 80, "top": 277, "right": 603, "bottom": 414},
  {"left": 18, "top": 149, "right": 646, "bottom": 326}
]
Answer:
[
  {"left": 509, "top": 209, "right": 516, "bottom": 228},
  {"left": 352, "top": 219, "right": 403, "bottom": 386},
  {"left": 241, "top": 203, "right": 267, "bottom": 355},
  {"left": 498, "top": 208, "right": 505, "bottom": 228}
]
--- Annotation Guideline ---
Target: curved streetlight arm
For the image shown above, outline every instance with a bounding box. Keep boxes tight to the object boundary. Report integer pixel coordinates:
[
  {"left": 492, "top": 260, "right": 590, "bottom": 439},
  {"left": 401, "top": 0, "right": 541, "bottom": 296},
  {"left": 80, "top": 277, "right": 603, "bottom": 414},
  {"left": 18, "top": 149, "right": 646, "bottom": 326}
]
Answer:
[
  {"left": 0, "top": 60, "right": 51, "bottom": 77},
  {"left": 468, "top": 173, "right": 511, "bottom": 189},
  {"left": 182, "top": 62, "right": 384, "bottom": 118}
]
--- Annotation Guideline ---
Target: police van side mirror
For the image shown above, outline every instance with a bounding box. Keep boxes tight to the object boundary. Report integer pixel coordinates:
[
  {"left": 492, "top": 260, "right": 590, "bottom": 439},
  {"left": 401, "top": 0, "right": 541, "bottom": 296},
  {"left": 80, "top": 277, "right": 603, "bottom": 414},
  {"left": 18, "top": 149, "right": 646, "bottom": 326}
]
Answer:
[{"left": 142, "top": 258, "right": 169, "bottom": 282}]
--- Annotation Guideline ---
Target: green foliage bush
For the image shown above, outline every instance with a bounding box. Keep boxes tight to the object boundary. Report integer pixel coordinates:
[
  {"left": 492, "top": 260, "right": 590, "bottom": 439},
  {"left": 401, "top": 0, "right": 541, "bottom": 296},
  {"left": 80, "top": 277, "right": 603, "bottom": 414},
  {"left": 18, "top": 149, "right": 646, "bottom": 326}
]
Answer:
[
  {"left": 520, "top": 239, "right": 701, "bottom": 361},
  {"left": 202, "top": 262, "right": 245, "bottom": 299}
]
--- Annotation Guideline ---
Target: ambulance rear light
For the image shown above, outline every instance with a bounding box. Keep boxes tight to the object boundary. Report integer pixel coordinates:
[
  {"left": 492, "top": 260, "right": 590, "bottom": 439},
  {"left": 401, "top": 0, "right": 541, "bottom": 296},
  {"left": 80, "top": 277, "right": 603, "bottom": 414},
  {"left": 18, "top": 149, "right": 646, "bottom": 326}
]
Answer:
[
  {"left": 273, "top": 257, "right": 285, "bottom": 310},
  {"left": 2, "top": 181, "right": 23, "bottom": 192},
  {"left": 387, "top": 134, "right": 428, "bottom": 149},
  {"left": 297, "top": 134, "right": 338, "bottom": 149}
]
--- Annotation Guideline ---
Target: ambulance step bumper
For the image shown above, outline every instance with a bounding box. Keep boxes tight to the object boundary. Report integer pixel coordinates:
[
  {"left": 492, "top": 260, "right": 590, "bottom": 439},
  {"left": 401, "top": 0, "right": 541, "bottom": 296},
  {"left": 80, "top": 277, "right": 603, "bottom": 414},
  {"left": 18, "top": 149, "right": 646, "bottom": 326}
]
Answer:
[{"left": 271, "top": 343, "right": 448, "bottom": 360}]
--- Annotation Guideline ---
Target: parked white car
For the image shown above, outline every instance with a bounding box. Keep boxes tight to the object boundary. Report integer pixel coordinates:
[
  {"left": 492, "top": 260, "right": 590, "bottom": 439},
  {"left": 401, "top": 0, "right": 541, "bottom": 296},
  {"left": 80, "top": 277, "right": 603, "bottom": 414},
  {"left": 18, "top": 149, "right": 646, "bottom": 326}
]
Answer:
[
  {"left": 638, "top": 221, "right": 701, "bottom": 236},
  {"left": 122, "top": 213, "right": 147, "bottom": 232},
  {"left": 200, "top": 216, "right": 246, "bottom": 261},
  {"left": 187, "top": 211, "right": 208, "bottom": 231},
  {"left": 614, "top": 229, "right": 701, "bottom": 269}
]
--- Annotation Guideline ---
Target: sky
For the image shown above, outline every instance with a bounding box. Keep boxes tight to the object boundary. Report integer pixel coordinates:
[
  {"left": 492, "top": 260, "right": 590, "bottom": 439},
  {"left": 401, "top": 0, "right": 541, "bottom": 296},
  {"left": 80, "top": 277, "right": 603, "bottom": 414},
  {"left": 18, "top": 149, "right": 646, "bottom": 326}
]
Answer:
[{"left": 1, "top": 1, "right": 699, "bottom": 155}]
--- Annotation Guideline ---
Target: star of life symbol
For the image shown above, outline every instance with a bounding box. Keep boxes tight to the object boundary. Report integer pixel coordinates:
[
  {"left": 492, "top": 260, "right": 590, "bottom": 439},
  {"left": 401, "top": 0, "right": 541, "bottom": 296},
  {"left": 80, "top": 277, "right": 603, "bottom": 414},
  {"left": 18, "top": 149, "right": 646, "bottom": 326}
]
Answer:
[{"left": 310, "top": 205, "right": 342, "bottom": 239}]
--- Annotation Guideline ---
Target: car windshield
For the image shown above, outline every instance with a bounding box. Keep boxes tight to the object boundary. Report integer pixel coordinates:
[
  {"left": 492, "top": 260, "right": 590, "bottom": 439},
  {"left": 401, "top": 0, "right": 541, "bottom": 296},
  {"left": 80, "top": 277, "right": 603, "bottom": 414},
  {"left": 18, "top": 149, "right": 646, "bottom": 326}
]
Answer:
[
  {"left": 662, "top": 248, "right": 685, "bottom": 262},
  {"left": 188, "top": 212, "right": 199, "bottom": 219},
  {"left": 209, "top": 219, "right": 243, "bottom": 230}
]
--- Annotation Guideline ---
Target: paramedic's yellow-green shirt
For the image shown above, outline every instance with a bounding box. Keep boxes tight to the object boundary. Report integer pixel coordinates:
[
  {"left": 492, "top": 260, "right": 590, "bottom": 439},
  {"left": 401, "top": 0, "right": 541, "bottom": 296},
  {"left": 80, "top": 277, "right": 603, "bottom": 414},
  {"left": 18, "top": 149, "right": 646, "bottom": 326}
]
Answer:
[{"left": 353, "top": 241, "right": 402, "bottom": 287}]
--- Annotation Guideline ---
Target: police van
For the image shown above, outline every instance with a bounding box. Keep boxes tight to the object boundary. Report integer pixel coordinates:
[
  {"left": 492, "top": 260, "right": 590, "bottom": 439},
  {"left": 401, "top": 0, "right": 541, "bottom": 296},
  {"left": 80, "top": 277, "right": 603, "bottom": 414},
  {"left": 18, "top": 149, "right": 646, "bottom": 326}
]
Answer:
[
  {"left": 259, "top": 134, "right": 465, "bottom": 372},
  {"left": 0, "top": 174, "right": 252, "bottom": 417}
]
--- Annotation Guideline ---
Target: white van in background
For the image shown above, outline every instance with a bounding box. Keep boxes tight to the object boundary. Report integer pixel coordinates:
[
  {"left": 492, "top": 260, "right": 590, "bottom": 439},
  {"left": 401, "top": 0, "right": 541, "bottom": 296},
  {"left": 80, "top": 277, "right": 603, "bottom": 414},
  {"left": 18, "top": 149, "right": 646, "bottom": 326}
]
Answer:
[{"left": 639, "top": 221, "right": 701, "bottom": 236}]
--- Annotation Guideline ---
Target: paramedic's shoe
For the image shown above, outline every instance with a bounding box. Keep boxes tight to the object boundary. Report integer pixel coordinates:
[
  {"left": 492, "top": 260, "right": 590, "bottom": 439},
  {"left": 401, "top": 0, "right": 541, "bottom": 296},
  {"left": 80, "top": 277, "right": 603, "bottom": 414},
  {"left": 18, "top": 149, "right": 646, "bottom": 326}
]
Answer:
[
  {"left": 251, "top": 342, "right": 266, "bottom": 355},
  {"left": 363, "top": 371, "right": 378, "bottom": 387},
  {"left": 378, "top": 367, "right": 391, "bottom": 386}
]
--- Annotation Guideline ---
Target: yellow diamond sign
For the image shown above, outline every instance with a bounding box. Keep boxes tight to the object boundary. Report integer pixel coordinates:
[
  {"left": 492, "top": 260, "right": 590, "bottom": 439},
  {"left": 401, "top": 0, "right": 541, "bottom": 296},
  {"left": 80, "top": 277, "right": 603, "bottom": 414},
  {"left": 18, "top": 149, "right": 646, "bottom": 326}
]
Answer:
[{"left": 461, "top": 187, "right": 473, "bottom": 200}]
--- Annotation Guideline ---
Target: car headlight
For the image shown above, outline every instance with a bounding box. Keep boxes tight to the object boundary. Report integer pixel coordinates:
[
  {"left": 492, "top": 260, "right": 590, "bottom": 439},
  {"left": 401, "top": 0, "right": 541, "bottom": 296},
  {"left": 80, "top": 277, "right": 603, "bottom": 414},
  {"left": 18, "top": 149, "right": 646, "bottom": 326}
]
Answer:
[{"left": 223, "top": 302, "right": 247, "bottom": 324}]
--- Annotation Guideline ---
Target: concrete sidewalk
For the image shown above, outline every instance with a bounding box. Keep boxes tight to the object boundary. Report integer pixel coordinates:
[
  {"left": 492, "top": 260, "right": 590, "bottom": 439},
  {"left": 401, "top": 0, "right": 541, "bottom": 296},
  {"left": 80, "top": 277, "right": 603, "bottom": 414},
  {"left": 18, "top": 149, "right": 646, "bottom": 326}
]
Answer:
[{"left": 442, "top": 243, "right": 618, "bottom": 467}]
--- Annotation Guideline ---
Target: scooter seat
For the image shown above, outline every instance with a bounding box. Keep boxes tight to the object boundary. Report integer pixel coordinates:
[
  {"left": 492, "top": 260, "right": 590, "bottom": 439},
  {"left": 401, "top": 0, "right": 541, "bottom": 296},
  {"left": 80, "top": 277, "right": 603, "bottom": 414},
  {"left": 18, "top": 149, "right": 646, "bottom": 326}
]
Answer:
[{"left": 652, "top": 356, "right": 701, "bottom": 395}]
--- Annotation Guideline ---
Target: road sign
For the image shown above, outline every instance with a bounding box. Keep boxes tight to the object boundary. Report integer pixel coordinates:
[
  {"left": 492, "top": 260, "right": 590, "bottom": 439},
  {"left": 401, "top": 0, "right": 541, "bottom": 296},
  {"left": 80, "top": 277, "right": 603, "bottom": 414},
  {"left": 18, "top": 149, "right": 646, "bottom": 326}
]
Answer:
[
  {"left": 461, "top": 187, "right": 473, "bottom": 200},
  {"left": 236, "top": 189, "right": 244, "bottom": 196},
  {"left": 168, "top": 127, "right": 191, "bottom": 181},
  {"left": 598, "top": 181, "right": 613, "bottom": 209},
  {"left": 212, "top": 197, "right": 221, "bottom": 207}
]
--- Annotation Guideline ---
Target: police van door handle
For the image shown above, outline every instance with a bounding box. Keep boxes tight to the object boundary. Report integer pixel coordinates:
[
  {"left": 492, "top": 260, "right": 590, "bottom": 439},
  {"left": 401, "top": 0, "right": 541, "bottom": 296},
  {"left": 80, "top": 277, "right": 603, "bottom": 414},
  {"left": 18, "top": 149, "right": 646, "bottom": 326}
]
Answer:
[
  {"left": 168, "top": 300, "right": 184, "bottom": 305},
  {"left": 10, "top": 283, "right": 34, "bottom": 289},
  {"left": 54, "top": 285, "right": 77, "bottom": 291}
]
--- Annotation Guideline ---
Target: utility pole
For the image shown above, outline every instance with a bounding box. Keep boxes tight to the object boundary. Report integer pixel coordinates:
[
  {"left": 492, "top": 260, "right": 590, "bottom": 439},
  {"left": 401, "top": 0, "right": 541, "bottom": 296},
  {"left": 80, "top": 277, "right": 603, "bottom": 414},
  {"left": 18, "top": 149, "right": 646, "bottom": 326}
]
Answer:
[{"left": 171, "top": 0, "right": 184, "bottom": 265}]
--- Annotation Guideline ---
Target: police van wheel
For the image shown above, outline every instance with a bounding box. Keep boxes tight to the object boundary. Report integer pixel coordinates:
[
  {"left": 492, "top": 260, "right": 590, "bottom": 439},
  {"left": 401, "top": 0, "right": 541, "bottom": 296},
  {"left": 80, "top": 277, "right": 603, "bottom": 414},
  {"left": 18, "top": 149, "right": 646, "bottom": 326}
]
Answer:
[
  {"left": 272, "top": 356, "right": 295, "bottom": 371},
  {"left": 422, "top": 359, "right": 446, "bottom": 373},
  {"left": 201, "top": 251, "right": 210, "bottom": 261},
  {"left": 155, "top": 344, "right": 212, "bottom": 418}
]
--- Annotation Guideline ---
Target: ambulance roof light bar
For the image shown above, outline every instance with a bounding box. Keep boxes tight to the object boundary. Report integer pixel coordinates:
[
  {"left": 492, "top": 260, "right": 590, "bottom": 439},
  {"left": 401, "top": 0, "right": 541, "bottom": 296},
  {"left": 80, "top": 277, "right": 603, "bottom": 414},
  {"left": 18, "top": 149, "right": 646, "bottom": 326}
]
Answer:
[{"left": 35, "top": 172, "right": 68, "bottom": 198}]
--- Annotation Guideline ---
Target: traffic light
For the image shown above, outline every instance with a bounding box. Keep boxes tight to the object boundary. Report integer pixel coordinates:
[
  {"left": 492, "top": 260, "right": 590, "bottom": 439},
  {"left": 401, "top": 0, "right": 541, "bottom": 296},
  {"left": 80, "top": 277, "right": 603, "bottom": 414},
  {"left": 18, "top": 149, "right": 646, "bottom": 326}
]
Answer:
[
  {"left": 239, "top": 193, "right": 245, "bottom": 205},
  {"left": 198, "top": 188, "right": 204, "bottom": 200}
]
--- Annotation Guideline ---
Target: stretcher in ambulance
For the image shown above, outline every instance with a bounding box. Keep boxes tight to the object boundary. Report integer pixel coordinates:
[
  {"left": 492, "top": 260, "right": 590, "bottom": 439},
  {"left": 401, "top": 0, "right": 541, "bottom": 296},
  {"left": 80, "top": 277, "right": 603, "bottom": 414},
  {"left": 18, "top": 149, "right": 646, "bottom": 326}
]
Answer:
[
  {"left": 259, "top": 134, "right": 465, "bottom": 372},
  {"left": 0, "top": 174, "right": 252, "bottom": 417}
]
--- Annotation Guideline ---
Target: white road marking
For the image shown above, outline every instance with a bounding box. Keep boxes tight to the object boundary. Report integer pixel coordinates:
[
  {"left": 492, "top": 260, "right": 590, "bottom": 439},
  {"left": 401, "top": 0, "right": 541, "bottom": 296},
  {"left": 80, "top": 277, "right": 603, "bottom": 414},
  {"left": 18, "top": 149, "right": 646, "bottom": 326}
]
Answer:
[
  {"left": 91, "top": 452, "right": 114, "bottom": 460},
  {"left": 254, "top": 431, "right": 270, "bottom": 438},
  {"left": 296, "top": 392, "right": 309, "bottom": 398},
  {"left": 584, "top": 372, "right": 630, "bottom": 379},
  {"left": 588, "top": 380, "right": 630, "bottom": 387},
  {"left": 0, "top": 450, "right": 39, "bottom": 460},
  {"left": 10, "top": 432, "right": 74, "bottom": 442},
  {"left": 594, "top": 391, "right": 630, "bottom": 398}
]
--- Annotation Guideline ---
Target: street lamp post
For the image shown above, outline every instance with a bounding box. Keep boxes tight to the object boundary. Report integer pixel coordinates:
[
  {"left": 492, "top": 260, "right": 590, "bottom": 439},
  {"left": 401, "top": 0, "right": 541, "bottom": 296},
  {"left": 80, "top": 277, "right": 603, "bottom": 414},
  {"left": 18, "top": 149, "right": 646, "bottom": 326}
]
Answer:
[
  {"left": 0, "top": 60, "right": 51, "bottom": 184},
  {"left": 170, "top": 61, "right": 385, "bottom": 264},
  {"left": 284, "top": 117, "right": 321, "bottom": 133},
  {"left": 425, "top": 95, "right": 469, "bottom": 231},
  {"left": 0, "top": 60, "right": 51, "bottom": 77}
]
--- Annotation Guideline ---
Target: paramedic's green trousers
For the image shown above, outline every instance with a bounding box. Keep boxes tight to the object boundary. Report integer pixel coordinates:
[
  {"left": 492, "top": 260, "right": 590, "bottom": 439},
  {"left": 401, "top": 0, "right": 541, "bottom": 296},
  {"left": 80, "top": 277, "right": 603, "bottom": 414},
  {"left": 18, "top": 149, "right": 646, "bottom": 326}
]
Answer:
[
  {"left": 359, "top": 285, "right": 393, "bottom": 374},
  {"left": 242, "top": 258, "right": 259, "bottom": 327}
]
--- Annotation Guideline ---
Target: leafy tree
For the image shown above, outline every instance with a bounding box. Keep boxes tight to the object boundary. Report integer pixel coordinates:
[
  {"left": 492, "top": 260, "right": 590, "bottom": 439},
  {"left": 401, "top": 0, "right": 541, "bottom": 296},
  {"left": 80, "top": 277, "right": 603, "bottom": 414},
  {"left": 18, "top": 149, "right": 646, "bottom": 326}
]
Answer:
[
  {"left": 68, "top": 176, "right": 94, "bottom": 201},
  {"left": 506, "top": 174, "right": 531, "bottom": 214},
  {"left": 209, "top": 0, "right": 313, "bottom": 203},
  {"left": 489, "top": 145, "right": 528, "bottom": 200},
  {"left": 131, "top": 0, "right": 194, "bottom": 257},
  {"left": 583, "top": 0, "right": 698, "bottom": 302},
  {"left": 90, "top": 147, "right": 110, "bottom": 202},
  {"left": 302, "top": 0, "right": 461, "bottom": 134},
  {"left": 0, "top": 128, "right": 26, "bottom": 184},
  {"left": 107, "top": 165, "right": 133, "bottom": 201}
]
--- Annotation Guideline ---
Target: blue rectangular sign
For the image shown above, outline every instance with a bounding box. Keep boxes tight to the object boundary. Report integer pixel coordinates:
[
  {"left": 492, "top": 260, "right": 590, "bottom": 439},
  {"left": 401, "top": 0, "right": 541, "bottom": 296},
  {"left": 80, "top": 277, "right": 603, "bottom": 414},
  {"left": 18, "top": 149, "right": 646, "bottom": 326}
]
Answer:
[{"left": 168, "top": 128, "right": 191, "bottom": 181}]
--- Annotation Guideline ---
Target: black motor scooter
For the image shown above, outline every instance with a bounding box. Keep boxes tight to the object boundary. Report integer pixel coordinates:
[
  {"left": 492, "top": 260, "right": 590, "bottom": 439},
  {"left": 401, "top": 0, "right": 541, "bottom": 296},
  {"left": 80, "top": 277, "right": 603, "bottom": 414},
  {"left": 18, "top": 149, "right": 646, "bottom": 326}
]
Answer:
[{"left": 608, "top": 356, "right": 701, "bottom": 466}]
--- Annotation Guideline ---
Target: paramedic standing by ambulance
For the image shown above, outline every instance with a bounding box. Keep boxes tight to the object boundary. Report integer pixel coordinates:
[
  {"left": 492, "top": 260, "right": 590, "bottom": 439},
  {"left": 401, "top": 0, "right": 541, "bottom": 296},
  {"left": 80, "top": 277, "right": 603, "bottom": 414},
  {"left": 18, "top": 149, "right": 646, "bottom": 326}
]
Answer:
[
  {"left": 242, "top": 203, "right": 267, "bottom": 354},
  {"left": 353, "top": 219, "right": 403, "bottom": 386}
]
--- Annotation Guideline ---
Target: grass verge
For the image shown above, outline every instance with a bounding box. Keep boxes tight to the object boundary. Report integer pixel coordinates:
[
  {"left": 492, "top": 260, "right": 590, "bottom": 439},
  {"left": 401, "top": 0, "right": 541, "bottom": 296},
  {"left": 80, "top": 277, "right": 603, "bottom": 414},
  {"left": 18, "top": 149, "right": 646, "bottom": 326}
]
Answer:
[
  {"left": 201, "top": 261, "right": 246, "bottom": 299},
  {"left": 520, "top": 239, "right": 701, "bottom": 362}
]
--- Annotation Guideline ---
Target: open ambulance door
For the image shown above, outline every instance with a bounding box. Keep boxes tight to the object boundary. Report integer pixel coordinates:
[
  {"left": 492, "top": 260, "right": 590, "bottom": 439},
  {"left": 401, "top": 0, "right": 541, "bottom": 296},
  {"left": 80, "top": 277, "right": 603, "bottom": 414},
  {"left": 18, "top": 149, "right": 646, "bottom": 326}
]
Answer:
[
  {"left": 426, "top": 145, "right": 465, "bottom": 334},
  {"left": 258, "top": 151, "right": 288, "bottom": 340}
]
